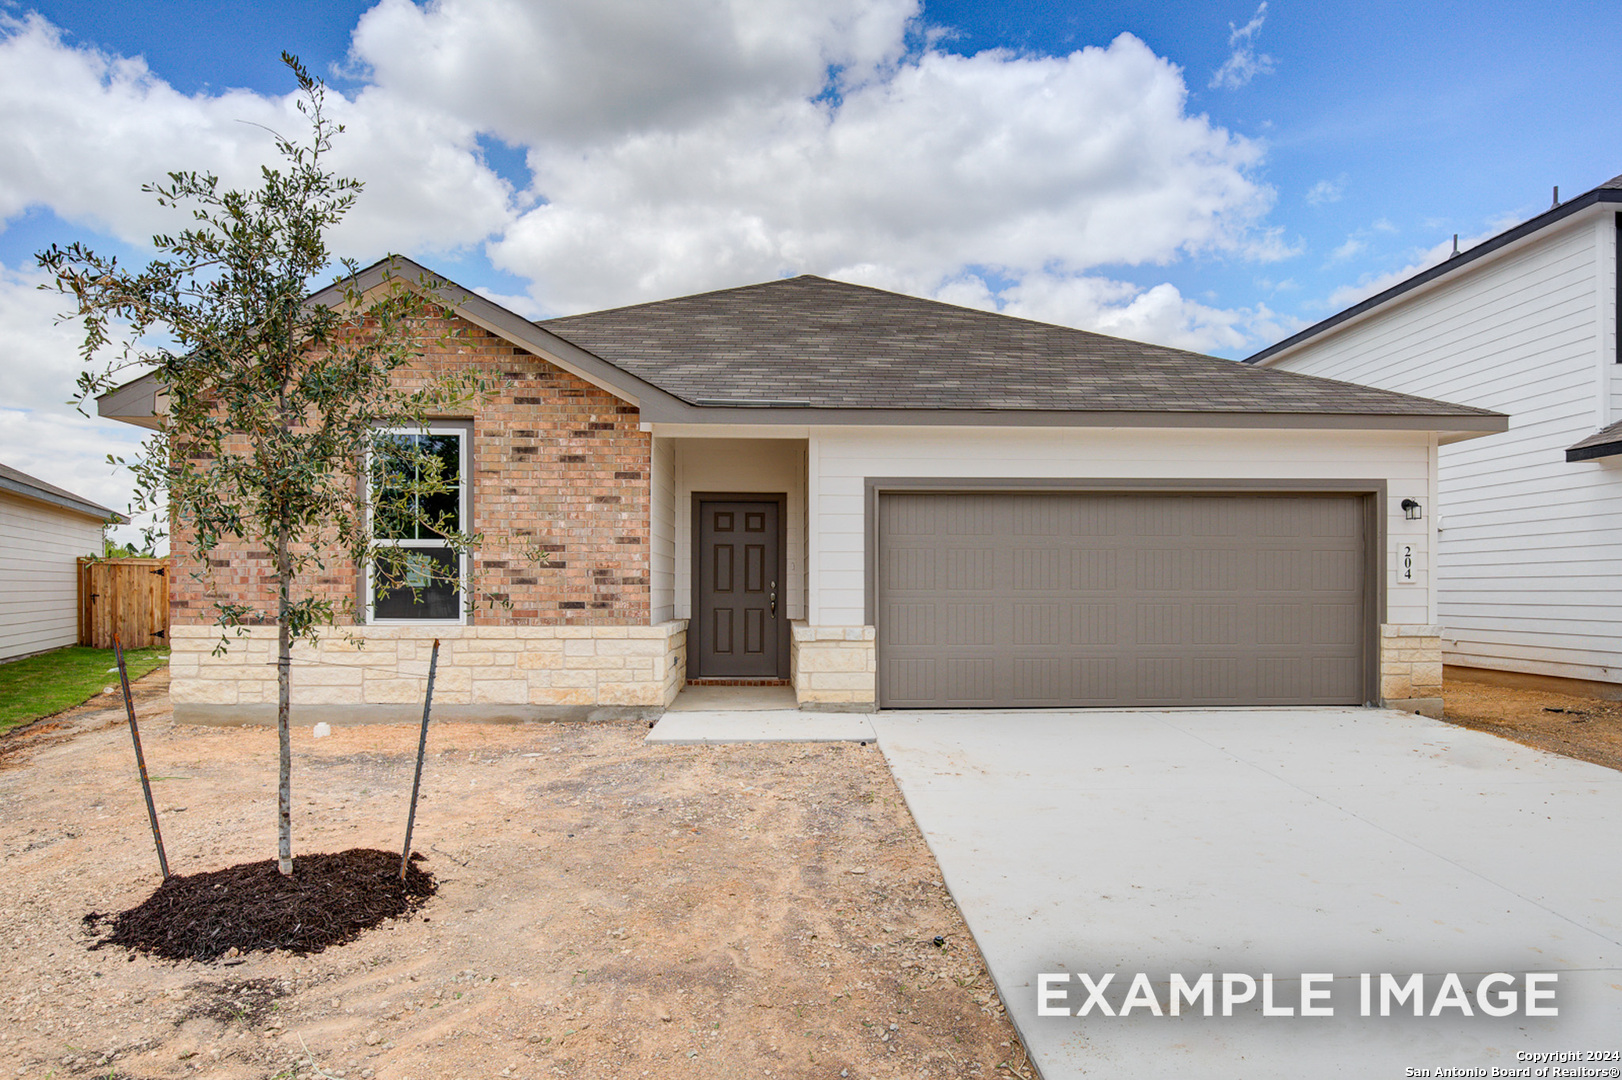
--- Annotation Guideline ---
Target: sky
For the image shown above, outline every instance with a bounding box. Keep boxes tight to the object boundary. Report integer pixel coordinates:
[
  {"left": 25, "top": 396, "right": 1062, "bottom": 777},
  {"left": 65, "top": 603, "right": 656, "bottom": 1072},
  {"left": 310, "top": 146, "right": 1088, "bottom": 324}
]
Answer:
[{"left": 4, "top": 0, "right": 1622, "bottom": 542}]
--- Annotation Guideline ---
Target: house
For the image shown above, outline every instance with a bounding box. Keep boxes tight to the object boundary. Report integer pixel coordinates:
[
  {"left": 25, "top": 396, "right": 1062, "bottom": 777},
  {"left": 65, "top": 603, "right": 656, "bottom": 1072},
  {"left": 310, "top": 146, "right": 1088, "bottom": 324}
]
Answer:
[
  {"left": 98, "top": 257, "right": 1504, "bottom": 721},
  {"left": 0, "top": 461, "right": 124, "bottom": 661},
  {"left": 1249, "top": 173, "right": 1622, "bottom": 694}
]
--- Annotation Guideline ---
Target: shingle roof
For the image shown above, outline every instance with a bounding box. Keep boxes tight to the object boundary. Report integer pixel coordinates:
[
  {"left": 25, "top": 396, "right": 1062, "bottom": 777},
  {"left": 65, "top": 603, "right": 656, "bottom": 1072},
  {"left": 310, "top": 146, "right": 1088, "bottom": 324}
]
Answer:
[
  {"left": 538, "top": 275, "right": 1501, "bottom": 419},
  {"left": 1566, "top": 419, "right": 1622, "bottom": 462},
  {"left": 0, "top": 461, "right": 122, "bottom": 521}
]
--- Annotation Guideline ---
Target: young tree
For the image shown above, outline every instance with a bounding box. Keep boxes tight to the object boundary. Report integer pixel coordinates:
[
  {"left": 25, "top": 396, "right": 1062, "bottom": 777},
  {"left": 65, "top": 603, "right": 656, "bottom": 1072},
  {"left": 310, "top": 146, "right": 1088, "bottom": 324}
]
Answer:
[{"left": 44, "top": 55, "right": 484, "bottom": 876}]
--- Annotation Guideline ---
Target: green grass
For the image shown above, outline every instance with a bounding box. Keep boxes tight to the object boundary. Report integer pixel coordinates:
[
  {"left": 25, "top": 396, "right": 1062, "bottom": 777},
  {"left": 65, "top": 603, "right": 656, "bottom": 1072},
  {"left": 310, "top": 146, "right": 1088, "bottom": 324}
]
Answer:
[{"left": 0, "top": 645, "right": 169, "bottom": 733}]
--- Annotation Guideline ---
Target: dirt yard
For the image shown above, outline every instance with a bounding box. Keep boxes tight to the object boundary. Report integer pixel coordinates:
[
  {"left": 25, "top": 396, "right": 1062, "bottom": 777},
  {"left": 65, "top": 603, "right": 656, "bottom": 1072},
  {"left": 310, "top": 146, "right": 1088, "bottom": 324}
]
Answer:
[
  {"left": 0, "top": 671, "right": 1030, "bottom": 1080},
  {"left": 1443, "top": 675, "right": 1622, "bottom": 772}
]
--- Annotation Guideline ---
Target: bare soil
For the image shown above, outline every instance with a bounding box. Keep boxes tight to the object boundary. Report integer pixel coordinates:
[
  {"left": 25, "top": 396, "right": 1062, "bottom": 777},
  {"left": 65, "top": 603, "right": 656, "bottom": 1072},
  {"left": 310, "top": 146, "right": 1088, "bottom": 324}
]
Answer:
[
  {"left": 1443, "top": 676, "right": 1622, "bottom": 772},
  {"left": 0, "top": 671, "right": 1030, "bottom": 1080}
]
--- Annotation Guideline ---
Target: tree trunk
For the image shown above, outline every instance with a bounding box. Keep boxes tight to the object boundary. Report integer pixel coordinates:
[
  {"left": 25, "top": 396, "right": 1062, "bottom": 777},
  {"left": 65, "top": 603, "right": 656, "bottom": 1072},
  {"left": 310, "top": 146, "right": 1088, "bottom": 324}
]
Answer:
[{"left": 276, "top": 523, "right": 293, "bottom": 877}]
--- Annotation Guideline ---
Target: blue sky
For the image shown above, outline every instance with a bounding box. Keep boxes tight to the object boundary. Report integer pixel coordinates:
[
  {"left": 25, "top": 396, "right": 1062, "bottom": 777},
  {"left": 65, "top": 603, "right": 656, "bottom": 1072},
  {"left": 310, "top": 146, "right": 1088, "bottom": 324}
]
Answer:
[{"left": 4, "top": 0, "right": 1622, "bottom": 531}]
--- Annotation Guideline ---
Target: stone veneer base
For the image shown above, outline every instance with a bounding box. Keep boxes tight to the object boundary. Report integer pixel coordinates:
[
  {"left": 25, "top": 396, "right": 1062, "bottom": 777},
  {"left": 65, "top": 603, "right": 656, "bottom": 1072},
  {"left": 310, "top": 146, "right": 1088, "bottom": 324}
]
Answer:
[
  {"left": 1379, "top": 623, "right": 1444, "bottom": 718},
  {"left": 168, "top": 620, "right": 687, "bottom": 723},
  {"left": 790, "top": 622, "right": 877, "bottom": 710},
  {"left": 173, "top": 703, "right": 662, "bottom": 726}
]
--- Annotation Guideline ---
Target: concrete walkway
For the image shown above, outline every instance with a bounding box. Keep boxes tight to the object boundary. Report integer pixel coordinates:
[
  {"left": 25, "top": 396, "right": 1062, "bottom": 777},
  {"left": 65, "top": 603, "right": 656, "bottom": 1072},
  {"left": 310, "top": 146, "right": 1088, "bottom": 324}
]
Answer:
[
  {"left": 648, "top": 685, "right": 877, "bottom": 743},
  {"left": 872, "top": 708, "right": 1622, "bottom": 1079}
]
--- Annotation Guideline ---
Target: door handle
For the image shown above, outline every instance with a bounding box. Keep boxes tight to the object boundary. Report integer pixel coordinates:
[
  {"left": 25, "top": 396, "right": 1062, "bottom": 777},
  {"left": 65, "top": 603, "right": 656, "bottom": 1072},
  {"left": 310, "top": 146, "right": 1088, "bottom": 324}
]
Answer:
[{"left": 770, "top": 580, "right": 777, "bottom": 616}]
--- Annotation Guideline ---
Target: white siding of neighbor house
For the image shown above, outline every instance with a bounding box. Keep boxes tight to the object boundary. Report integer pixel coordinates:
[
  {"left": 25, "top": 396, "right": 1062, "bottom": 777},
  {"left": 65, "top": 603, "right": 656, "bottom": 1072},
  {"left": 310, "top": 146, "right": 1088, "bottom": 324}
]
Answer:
[
  {"left": 649, "top": 435, "right": 676, "bottom": 624},
  {"left": 0, "top": 493, "right": 103, "bottom": 661},
  {"left": 1265, "top": 209, "right": 1622, "bottom": 683},
  {"left": 805, "top": 425, "right": 1437, "bottom": 628},
  {"left": 671, "top": 437, "right": 807, "bottom": 622}
]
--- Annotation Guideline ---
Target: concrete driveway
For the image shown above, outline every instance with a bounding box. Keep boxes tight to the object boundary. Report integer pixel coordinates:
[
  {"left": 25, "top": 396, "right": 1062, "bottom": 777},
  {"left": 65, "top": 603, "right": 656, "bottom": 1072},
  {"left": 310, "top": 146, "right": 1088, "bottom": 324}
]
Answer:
[{"left": 872, "top": 707, "right": 1622, "bottom": 1079}]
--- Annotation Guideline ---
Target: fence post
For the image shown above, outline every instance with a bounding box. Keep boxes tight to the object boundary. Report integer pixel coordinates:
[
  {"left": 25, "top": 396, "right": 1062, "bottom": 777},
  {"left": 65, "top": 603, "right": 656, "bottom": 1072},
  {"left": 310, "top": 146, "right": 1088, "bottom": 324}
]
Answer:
[
  {"left": 115, "top": 634, "right": 170, "bottom": 881},
  {"left": 400, "top": 639, "right": 440, "bottom": 882}
]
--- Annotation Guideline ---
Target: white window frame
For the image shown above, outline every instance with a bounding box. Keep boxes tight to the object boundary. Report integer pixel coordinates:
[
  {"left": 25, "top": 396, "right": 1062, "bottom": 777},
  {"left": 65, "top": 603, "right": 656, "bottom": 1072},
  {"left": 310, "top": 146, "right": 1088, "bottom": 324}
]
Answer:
[{"left": 366, "top": 424, "right": 470, "bottom": 626}]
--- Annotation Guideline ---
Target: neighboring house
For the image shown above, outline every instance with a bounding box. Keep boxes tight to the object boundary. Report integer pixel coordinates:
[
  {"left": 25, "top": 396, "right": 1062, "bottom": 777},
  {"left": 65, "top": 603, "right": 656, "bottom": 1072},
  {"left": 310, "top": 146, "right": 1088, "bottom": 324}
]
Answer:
[
  {"left": 99, "top": 257, "right": 1504, "bottom": 721},
  {"left": 0, "top": 462, "right": 124, "bottom": 661},
  {"left": 1250, "top": 174, "right": 1622, "bottom": 693}
]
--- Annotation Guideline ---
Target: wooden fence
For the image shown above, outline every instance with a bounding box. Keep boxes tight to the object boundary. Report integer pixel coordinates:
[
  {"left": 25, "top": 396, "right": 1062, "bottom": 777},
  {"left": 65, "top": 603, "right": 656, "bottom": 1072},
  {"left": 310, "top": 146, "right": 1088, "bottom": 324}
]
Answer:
[{"left": 78, "top": 557, "right": 170, "bottom": 649}]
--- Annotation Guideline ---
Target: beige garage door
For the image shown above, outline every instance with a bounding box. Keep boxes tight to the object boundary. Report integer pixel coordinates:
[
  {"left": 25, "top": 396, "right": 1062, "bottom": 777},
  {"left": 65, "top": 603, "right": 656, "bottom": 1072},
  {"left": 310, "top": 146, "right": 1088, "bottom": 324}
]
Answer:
[{"left": 876, "top": 491, "right": 1369, "bottom": 708}]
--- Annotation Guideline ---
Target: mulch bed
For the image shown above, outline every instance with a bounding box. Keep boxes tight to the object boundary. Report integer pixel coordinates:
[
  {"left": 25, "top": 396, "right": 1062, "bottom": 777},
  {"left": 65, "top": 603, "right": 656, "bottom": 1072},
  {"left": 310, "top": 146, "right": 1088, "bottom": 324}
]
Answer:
[{"left": 84, "top": 848, "right": 436, "bottom": 962}]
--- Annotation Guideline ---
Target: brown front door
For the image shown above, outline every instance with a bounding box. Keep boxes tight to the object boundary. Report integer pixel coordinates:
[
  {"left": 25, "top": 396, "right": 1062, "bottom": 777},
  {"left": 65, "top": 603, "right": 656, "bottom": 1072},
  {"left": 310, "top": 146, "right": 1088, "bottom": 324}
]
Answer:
[{"left": 695, "top": 499, "right": 782, "bottom": 678}]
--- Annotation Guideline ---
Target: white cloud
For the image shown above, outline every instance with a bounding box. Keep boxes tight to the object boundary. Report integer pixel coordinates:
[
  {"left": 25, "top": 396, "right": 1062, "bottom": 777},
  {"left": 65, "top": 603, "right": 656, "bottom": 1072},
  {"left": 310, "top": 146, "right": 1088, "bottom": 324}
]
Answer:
[
  {"left": 1305, "top": 178, "right": 1342, "bottom": 206},
  {"left": 476, "top": 32, "right": 1274, "bottom": 314},
  {"left": 1322, "top": 227, "right": 1499, "bottom": 310},
  {"left": 0, "top": 0, "right": 1308, "bottom": 481},
  {"left": 934, "top": 270, "right": 1301, "bottom": 356},
  {"left": 1330, "top": 236, "right": 1365, "bottom": 261},
  {"left": 0, "top": 263, "right": 156, "bottom": 545},
  {"left": 1209, "top": 2, "right": 1275, "bottom": 90},
  {"left": 0, "top": 12, "right": 515, "bottom": 257},
  {"left": 0, "top": 405, "right": 154, "bottom": 545},
  {"left": 0, "top": 261, "right": 97, "bottom": 414},
  {"left": 349, "top": 0, "right": 919, "bottom": 146}
]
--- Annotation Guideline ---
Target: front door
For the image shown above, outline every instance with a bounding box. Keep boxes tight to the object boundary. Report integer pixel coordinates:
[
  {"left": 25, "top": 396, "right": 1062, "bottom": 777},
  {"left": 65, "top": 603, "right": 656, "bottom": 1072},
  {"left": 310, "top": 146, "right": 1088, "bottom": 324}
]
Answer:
[{"left": 695, "top": 499, "right": 782, "bottom": 678}]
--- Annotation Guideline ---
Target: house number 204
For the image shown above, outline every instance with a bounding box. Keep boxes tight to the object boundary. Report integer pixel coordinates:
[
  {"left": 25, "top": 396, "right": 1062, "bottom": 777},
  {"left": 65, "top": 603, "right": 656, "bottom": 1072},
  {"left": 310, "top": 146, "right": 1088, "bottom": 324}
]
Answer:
[{"left": 1399, "top": 544, "right": 1415, "bottom": 583}]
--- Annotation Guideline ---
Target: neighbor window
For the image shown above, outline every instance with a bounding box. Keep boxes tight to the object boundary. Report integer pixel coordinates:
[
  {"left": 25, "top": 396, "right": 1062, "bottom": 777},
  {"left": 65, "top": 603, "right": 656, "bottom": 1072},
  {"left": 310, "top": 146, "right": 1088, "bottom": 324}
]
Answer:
[{"left": 368, "top": 427, "right": 468, "bottom": 623}]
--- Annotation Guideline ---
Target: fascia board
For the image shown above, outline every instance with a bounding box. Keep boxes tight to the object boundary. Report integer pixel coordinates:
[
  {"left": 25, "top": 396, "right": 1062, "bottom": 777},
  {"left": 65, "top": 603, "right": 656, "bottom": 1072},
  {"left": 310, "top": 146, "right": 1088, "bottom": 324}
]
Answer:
[
  {"left": 0, "top": 478, "right": 124, "bottom": 522},
  {"left": 636, "top": 404, "right": 1508, "bottom": 435}
]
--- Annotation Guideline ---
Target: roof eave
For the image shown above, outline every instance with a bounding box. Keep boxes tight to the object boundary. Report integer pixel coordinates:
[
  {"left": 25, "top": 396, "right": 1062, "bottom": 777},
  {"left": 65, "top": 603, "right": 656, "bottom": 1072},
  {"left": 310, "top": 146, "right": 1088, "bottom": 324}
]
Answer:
[
  {"left": 0, "top": 474, "right": 124, "bottom": 522},
  {"left": 640, "top": 403, "right": 1509, "bottom": 435},
  {"left": 1567, "top": 439, "right": 1622, "bottom": 462},
  {"left": 96, "top": 371, "right": 166, "bottom": 430},
  {"left": 1247, "top": 190, "right": 1622, "bottom": 366}
]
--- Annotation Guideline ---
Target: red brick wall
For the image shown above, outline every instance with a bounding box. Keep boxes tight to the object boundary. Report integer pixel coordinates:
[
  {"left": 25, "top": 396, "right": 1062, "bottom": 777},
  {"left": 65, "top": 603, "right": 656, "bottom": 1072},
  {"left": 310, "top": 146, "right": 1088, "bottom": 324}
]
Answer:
[{"left": 171, "top": 309, "right": 652, "bottom": 626}]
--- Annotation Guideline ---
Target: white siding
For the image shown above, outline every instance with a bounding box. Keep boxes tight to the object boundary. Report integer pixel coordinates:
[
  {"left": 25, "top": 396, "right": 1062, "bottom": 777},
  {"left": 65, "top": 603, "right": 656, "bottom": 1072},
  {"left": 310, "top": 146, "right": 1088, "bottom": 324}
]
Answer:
[
  {"left": 0, "top": 493, "right": 104, "bottom": 660},
  {"left": 649, "top": 435, "right": 676, "bottom": 624},
  {"left": 672, "top": 438, "right": 807, "bottom": 621},
  {"left": 807, "top": 425, "right": 1435, "bottom": 627},
  {"left": 1267, "top": 210, "right": 1622, "bottom": 683}
]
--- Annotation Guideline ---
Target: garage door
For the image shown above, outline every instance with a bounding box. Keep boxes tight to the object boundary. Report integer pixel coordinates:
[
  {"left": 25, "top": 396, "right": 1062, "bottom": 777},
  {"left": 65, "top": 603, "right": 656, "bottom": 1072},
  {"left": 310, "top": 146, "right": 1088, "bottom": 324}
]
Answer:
[{"left": 876, "top": 491, "right": 1369, "bottom": 708}]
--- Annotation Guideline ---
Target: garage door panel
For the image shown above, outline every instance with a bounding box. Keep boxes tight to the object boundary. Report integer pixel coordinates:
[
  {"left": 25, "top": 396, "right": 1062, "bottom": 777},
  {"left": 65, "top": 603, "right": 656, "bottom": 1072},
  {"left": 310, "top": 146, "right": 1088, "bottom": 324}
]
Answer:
[
  {"left": 1256, "top": 603, "right": 1306, "bottom": 644},
  {"left": 886, "top": 657, "right": 937, "bottom": 703},
  {"left": 885, "top": 602, "right": 938, "bottom": 646},
  {"left": 1070, "top": 603, "right": 1117, "bottom": 645},
  {"left": 876, "top": 491, "right": 1367, "bottom": 708},
  {"left": 945, "top": 658, "right": 997, "bottom": 702},
  {"left": 1013, "top": 602, "right": 1063, "bottom": 644},
  {"left": 1072, "top": 658, "right": 1121, "bottom": 703},
  {"left": 1135, "top": 548, "right": 1189, "bottom": 590},
  {"left": 886, "top": 547, "right": 937, "bottom": 589},
  {"left": 1190, "top": 657, "right": 1243, "bottom": 700},
  {"left": 1191, "top": 603, "right": 1241, "bottom": 645},
  {"left": 943, "top": 548, "right": 997, "bottom": 590},
  {"left": 1135, "top": 604, "right": 1183, "bottom": 645},
  {"left": 1190, "top": 548, "right": 1244, "bottom": 589},
  {"left": 1312, "top": 548, "right": 1360, "bottom": 590},
  {"left": 1312, "top": 604, "right": 1359, "bottom": 645}
]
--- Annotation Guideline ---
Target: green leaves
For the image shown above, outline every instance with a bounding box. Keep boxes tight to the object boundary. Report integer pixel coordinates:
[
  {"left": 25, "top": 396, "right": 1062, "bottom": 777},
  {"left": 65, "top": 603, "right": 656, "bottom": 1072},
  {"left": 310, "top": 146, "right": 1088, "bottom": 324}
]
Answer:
[{"left": 42, "top": 54, "right": 489, "bottom": 642}]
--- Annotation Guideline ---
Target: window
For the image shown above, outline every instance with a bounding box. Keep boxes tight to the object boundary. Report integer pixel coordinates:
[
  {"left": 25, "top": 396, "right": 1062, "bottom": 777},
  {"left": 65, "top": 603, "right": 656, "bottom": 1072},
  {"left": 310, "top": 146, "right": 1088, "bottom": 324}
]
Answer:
[{"left": 368, "top": 426, "right": 468, "bottom": 623}]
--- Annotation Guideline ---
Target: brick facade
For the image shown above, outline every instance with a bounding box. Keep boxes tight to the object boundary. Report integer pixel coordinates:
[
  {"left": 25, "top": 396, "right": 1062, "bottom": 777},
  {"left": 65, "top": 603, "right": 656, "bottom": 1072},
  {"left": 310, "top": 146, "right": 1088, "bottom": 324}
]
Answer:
[{"left": 171, "top": 309, "right": 652, "bottom": 628}]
